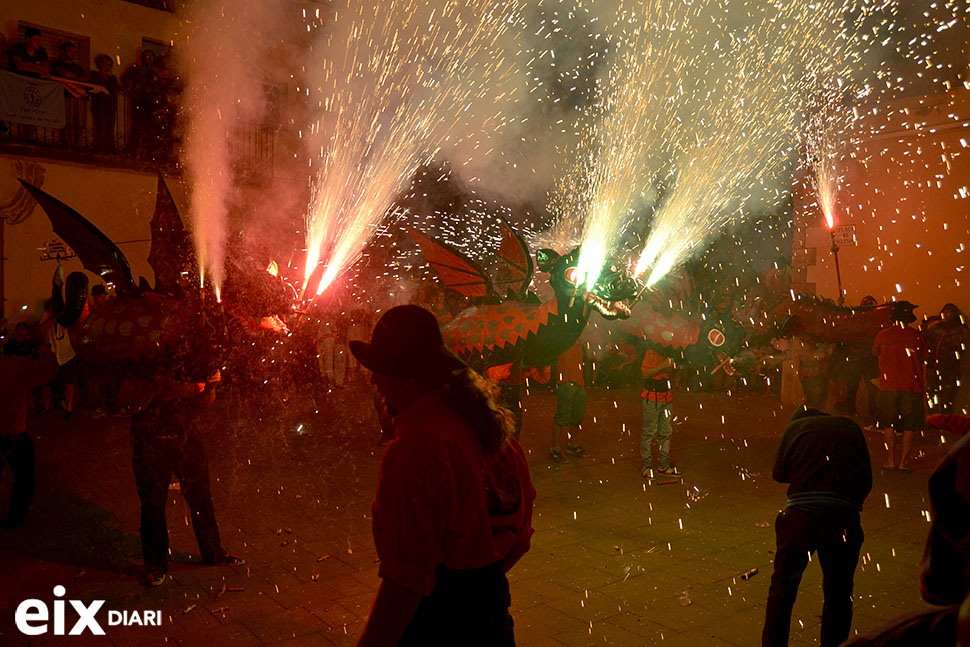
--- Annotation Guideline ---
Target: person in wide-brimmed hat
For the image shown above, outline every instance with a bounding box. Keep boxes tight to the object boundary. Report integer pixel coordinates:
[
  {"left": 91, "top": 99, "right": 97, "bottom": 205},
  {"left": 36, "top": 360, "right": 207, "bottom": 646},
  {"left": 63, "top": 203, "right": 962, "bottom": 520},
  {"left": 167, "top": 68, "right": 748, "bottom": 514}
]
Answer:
[
  {"left": 873, "top": 300, "right": 927, "bottom": 471},
  {"left": 351, "top": 305, "right": 535, "bottom": 647}
]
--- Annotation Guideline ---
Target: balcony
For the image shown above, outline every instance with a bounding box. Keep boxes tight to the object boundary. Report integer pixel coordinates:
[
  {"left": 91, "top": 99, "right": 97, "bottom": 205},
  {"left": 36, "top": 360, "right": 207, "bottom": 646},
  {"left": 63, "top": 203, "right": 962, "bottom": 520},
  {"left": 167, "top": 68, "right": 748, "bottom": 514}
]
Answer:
[{"left": 0, "top": 90, "right": 276, "bottom": 182}]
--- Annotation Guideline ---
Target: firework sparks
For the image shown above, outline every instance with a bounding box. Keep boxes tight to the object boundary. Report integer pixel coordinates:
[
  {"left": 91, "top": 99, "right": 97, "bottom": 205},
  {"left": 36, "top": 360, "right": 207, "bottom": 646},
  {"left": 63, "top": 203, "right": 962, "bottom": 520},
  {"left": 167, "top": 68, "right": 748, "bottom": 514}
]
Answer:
[
  {"left": 805, "top": 77, "right": 853, "bottom": 230},
  {"left": 542, "top": 0, "right": 880, "bottom": 289},
  {"left": 303, "top": 0, "right": 523, "bottom": 296},
  {"left": 635, "top": 0, "right": 861, "bottom": 287},
  {"left": 551, "top": 0, "right": 690, "bottom": 286}
]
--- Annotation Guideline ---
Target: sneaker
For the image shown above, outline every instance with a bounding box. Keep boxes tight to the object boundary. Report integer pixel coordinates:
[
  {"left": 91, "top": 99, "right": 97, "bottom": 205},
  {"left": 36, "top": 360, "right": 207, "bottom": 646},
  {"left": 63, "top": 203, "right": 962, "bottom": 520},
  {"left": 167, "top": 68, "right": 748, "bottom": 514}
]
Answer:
[
  {"left": 657, "top": 466, "right": 682, "bottom": 476},
  {"left": 549, "top": 449, "right": 566, "bottom": 464},
  {"left": 641, "top": 467, "right": 654, "bottom": 478},
  {"left": 204, "top": 552, "right": 246, "bottom": 566},
  {"left": 565, "top": 444, "right": 589, "bottom": 458},
  {"left": 145, "top": 571, "right": 167, "bottom": 587}
]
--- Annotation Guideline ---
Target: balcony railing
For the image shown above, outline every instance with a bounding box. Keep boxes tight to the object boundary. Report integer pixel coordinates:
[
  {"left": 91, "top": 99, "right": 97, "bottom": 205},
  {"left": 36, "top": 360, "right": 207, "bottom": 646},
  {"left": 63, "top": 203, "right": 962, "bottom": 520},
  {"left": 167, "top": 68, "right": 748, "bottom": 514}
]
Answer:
[{"left": 1, "top": 91, "right": 275, "bottom": 179}]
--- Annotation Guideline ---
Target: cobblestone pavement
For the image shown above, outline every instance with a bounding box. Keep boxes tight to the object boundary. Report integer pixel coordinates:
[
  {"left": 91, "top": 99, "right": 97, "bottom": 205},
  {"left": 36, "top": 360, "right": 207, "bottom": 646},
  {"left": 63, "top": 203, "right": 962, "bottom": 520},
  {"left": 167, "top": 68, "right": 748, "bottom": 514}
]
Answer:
[{"left": 0, "top": 384, "right": 947, "bottom": 646}]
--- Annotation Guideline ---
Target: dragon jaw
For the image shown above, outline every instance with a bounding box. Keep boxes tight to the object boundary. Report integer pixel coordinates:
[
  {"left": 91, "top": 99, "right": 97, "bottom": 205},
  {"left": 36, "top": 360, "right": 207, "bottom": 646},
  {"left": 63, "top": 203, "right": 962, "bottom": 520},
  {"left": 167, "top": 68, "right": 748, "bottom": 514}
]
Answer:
[{"left": 585, "top": 292, "right": 633, "bottom": 319}]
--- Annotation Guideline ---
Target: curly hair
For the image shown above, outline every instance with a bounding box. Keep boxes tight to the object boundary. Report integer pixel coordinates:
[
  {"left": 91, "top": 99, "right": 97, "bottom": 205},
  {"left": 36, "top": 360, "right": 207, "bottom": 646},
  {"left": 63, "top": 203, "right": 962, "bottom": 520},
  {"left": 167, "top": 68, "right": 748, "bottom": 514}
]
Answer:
[{"left": 437, "top": 367, "right": 514, "bottom": 453}]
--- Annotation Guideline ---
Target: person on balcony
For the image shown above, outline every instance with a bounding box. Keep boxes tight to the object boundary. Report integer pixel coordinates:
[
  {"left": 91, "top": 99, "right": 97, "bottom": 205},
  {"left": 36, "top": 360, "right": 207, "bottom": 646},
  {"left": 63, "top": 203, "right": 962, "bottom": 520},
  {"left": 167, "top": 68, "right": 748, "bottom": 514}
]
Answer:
[
  {"left": 9, "top": 28, "right": 49, "bottom": 78},
  {"left": 51, "top": 41, "right": 87, "bottom": 148},
  {"left": 121, "top": 49, "right": 160, "bottom": 159},
  {"left": 50, "top": 41, "right": 84, "bottom": 80},
  {"left": 89, "top": 54, "right": 120, "bottom": 153}
]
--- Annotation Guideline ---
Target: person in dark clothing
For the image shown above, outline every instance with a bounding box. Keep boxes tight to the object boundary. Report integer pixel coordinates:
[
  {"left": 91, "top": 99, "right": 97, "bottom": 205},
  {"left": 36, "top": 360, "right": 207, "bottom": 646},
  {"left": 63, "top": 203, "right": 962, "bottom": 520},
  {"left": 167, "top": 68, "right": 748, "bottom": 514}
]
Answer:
[
  {"left": 130, "top": 336, "right": 243, "bottom": 586},
  {"left": 762, "top": 403, "right": 873, "bottom": 647},
  {"left": 50, "top": 41, "right": 85, "bottom": 80},
  {"left": 840, "top": 341, "right": 880, "bottom": 417},
  {"left": 4, "top": 322, "right": 38, "bottom": 358},
  {"left": 926, "top": 304, "right": 969, "bottom": 415},
  {"left": 51, "top": 41, "right": 87, "bottom": 148},
  {"left": 9, "top": 28, "right": 49, "bottom": 78},
  {"left": 0, "top": 349, "right": 58, "bottom": 528},
  {"left": 89, "top": 54, "right": 121, "bottom": 153},
  {"left": 350, "top": 305, "right": 535, "bottom": 647},
  {"left": 120, "top": 49, "right": 160, "bottom": 159},
  {"left": 841, "top": 413, "right": 970, "bottom": 646}
]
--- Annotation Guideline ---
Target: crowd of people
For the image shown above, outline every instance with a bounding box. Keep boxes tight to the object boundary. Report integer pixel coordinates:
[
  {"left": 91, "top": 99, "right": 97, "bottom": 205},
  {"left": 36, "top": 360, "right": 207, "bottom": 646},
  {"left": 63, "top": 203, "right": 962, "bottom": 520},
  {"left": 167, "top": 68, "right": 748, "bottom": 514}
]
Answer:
[
  {"left": 2, "top": 272, "right": 969, "bottom": 645},
  {"left": 346, "top": 302, "right": 970, "bottom": 646},
  {"left": 1, "top": 26, "right": 178, "bottom": 159}
]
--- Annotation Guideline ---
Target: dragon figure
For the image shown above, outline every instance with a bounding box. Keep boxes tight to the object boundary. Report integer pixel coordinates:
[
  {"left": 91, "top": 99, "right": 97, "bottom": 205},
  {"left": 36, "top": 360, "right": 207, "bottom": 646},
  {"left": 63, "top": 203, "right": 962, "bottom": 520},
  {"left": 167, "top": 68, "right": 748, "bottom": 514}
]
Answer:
[
  {"left": 410, "top": 221, "right": 637, "bottom": 372},
  {"left": 764, "top": 294, "right": 895, "bottom": 343},
  {"left": 19, "top": 176, "right": 293, "bottom": 389},
  {"left": 406, "top": 219, "right": 636, "bottom": 431}
]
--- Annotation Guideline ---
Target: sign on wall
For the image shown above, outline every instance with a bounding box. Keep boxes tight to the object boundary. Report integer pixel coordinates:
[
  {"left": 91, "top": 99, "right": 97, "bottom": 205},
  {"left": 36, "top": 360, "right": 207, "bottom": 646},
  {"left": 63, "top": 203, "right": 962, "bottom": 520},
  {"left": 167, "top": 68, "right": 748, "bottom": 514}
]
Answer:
[
  {"left": 833, "top": 224, "right": 857, "bottom": 246},
  {"left": 38, "top": 238, "right": 76, "bottom": 262}
]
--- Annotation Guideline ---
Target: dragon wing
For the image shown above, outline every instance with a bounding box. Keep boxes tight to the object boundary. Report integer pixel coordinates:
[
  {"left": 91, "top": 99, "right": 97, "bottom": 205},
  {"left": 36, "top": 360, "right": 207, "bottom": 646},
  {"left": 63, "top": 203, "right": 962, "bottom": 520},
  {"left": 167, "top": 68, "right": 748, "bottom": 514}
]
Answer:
[
  {"left": 407, "top": 227, "right": 494, "bottom": 299},
  {"left": 149, "top": 173, "right": 196, "bottom": 293},
  {"left": 490, "top": 217, "right": 533, "bottom": 299},
  {"left": 20, "top": 180, "right": 139, "bottom": 296}
]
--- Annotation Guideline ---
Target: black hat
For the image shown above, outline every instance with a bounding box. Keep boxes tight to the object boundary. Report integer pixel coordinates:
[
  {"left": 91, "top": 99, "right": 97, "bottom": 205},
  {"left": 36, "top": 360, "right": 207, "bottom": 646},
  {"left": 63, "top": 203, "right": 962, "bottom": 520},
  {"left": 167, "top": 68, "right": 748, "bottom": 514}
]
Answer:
[
  {"left": 348, "top": 305, "right": 466, "bottom": 380},
  {"left": 891, "top": 301, "right": 918, "bottom": 324}
]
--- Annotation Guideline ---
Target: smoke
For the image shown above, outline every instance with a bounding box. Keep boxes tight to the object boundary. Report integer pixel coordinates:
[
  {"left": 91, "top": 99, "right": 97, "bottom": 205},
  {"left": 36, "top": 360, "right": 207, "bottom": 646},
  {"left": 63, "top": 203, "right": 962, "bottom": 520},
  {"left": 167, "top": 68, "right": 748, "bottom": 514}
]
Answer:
[
  {"left": 170, "top": 0, "right": 969, "bottom": 299},
  {"left": 299, "top": 0, "right": 530, "bottom": 295},
  {"left": 176, "top": 1, "right": 274, "bottom": 293},
  {"left": 505, "top": 0, "right": 861, "bottom": 288}
]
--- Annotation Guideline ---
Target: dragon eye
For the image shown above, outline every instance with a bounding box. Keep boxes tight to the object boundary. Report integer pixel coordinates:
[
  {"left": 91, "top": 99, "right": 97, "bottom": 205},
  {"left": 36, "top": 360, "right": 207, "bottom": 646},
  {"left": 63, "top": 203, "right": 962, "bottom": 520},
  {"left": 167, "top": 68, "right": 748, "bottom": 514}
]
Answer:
[{"left": 564, "top": 267, "right": 580, "bottom": 284}]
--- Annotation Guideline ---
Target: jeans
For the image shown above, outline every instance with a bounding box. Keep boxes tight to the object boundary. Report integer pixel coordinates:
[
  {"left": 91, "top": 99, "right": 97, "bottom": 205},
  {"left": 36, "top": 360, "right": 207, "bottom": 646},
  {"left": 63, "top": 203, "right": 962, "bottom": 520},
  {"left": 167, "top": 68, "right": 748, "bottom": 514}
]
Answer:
[
  {"left": 0, "top": 433, "right": 35, "bottom": 525},
  {"left": 131, "top": 406, "right": 223, "bottom": 572},
  {"left": 762, "top": 507, "right": 864, "bottom": 647},
  {"left": 641, "top": 399, "right": 673, "bottom": 470}
]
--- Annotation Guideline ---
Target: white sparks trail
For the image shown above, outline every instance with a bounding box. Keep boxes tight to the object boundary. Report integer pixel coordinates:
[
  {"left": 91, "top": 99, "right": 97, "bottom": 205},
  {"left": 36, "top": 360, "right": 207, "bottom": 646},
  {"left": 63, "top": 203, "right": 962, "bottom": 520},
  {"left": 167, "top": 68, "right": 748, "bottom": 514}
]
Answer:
[
  {"left": 303, "top": 0, "right": 524, "bottom": 295},
  {"left": 805, "top": 76, "right": 854, "bottom": 230},
  {"left": 540, "top": 0, "right": 902, "bottom": 289},
  {"left": 635, "top": 0, "right": 855, "bottom": 286}
]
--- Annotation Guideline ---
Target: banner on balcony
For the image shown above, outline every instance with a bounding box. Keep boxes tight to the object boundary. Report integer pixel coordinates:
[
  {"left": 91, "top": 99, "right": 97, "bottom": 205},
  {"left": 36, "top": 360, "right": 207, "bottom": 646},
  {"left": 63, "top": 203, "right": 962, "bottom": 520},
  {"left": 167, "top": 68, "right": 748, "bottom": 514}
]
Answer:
[{"left": 0, "top": 70, "right": 66, "bottom": 128}]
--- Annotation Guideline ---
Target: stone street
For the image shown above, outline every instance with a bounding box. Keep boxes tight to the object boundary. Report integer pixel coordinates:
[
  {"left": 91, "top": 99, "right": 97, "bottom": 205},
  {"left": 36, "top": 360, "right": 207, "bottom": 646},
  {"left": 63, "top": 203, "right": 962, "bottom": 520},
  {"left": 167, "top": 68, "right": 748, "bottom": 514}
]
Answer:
[{"left": 0, "top": 384, "right": 946, "bottom": 646}]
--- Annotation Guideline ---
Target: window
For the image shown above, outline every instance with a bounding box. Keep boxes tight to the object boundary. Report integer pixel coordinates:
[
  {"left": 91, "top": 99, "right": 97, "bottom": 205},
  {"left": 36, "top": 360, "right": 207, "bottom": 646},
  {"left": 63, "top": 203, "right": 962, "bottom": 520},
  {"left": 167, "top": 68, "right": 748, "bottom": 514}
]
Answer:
[
  {"left": 17, "top": 22, "right": 90, "bottom": 73},
  {"left": 141, "top": 37, "right": 172, "bottom": 61}
]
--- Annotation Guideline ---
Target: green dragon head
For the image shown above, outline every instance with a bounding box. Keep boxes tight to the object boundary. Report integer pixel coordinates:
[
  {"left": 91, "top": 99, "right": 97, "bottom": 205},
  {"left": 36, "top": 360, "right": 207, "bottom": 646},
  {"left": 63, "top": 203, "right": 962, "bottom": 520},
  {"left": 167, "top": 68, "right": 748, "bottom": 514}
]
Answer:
[{"left": 536, "top": 247, "right": 637, "bottom": 320}]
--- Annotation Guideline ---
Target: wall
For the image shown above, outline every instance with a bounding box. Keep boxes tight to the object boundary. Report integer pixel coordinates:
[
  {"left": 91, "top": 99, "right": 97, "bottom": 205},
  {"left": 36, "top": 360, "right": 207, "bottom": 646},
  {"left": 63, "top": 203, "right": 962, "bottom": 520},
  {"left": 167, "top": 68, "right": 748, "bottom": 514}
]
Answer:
[
  {"left": 794, "top": 89, "right": 970, "bottom": 316},
  {"left": 0, "top": 155, "right": 189, "bottom": 323},
  {"left": 0, "top": 0, "right": 308, "bottom": 325}
]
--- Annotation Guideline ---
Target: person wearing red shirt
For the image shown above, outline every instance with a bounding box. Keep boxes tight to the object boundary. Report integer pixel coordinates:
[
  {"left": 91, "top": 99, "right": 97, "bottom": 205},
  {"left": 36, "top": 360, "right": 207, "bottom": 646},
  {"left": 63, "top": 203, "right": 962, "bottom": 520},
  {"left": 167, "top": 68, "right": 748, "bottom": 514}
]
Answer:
[
  {"left": 350, "top": 305, "right": 535, "bottom": 647},
  {"left": 873, "top": 301, "right": 927, "bottom": 471},
  {"left": 550, "top": 341, "right": 588, "bottom": 463},
  {"left": 640, "top": 348, "right": 681, "bottom": 477}
]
